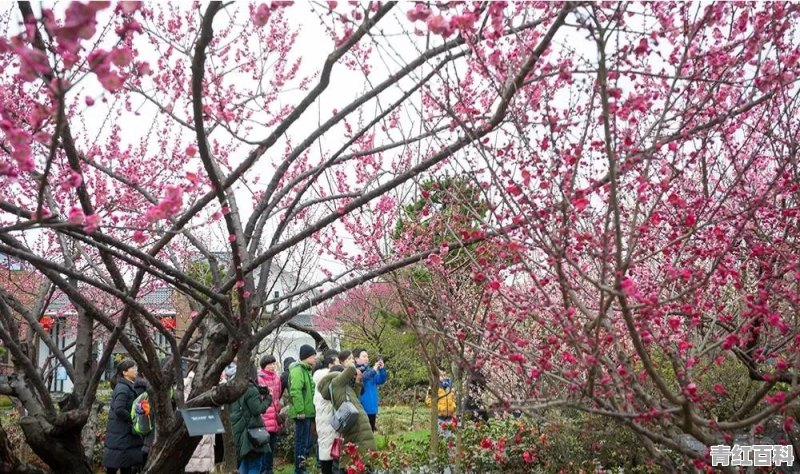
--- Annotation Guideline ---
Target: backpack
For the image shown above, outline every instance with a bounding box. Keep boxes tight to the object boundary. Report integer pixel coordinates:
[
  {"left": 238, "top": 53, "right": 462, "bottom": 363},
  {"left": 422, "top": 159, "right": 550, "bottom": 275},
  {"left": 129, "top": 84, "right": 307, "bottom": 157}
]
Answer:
[
  {"left": 329, "top": 384, "right": 359, "bottom": 433},
  {"left": 131, "top": 391, "right": 153, "bottom": 436}
]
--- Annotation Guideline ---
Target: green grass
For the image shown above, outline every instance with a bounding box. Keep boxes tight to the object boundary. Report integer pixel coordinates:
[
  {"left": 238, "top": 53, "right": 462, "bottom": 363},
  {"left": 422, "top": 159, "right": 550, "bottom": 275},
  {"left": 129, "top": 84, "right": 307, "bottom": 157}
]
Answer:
[
  {"left": 376, "top": 428, "right": 430, "bottom": 452},
  {"left": 375, "top": 405, "right": 434, "bottom": 454},
  {"left": 274, "top": 464, "right": 294, "bottom": 474},
  {"left": 376, "top": 405, "right": 430, "bottom": 433}
]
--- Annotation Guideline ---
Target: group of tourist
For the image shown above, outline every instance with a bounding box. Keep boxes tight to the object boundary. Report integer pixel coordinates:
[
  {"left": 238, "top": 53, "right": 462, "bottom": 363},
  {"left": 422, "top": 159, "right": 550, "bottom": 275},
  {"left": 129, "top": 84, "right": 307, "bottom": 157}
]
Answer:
[
  {"left": 224, "top": 345, "right": 389, "bottom": 474},
  {"left": 101, "top": 346, "right": 389, "bottom": 474}
]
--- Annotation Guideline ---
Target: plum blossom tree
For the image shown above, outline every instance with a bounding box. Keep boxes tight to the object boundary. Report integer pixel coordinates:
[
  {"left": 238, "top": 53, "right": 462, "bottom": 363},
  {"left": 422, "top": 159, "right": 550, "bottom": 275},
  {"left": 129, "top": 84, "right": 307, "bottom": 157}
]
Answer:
[
  {"left": 2, "top": 1, "right": 798, "bottom": 472},
  {"left": 368, "top": 2, "right": 800, "bottom": 471},
  {"left": 384, "top": 176, "right": 519, "bottom": 465},
  {"left": 0, "top": 1, "right": 577, "bottom": 472},
  {"left": 316, "top": 282, "right": 401, "bottom": 347}
]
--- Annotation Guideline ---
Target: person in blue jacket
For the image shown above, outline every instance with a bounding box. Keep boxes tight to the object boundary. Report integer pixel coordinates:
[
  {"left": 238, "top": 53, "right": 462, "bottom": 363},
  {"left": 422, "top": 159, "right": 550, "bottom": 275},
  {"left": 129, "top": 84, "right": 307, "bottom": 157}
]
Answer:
[{"left": 353, "top": 348, "right": 387, "bottom": 432}]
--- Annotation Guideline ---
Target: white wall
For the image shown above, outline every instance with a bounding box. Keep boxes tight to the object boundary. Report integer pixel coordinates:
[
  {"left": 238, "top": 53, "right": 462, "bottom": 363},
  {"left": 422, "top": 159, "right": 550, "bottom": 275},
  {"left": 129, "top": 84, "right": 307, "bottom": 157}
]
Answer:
[{"left": 36, "top": 317, "right": 75, "bottom": 393}]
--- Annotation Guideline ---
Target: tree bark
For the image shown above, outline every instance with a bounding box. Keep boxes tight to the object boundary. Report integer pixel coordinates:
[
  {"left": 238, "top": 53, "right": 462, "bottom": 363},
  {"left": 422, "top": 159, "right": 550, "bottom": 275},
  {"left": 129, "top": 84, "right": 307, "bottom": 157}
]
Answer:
[
  {"left": 18, "top": 415, "right": 91, "bottom": 474},
  {"left": 145, "top": 315, "right": 246, "bottom": 473},
  {"left": 452, "top": 366, "right": 463, "bottom": 474},
  {"left": 0, "top": 417, "right": 48, "bottom": 474},
  {"left": 141, "top": 421, "right": 200, "bottom": 474},
  {"left": 220, "top": 407, "right": 237, "bottom": 473},
  {"left": 428, "top": 368, "right": 440, "bottom": 460},
  {"left": 81, "top": 401, "right": 103, "bottom": 462}
]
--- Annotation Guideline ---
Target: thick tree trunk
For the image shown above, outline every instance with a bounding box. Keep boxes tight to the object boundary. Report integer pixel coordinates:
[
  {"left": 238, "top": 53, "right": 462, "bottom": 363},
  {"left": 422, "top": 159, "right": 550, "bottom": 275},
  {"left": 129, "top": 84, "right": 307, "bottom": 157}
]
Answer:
[
  {"left": 70, "top": 307, "right": 94, "bottom": 397},
  {"left": 142, "top": 422, "right": 200, "bottom": 474},
  {"left": 81, "top": 402, "right": 103, "bottom": 461},
  {"left": 0, "top": 417, "right": 48, "bottom": 474},
  {"left": 145, "top": 320, "right": 244, "bottom": 473},
  {"left": 19, "top": 415, "right": 91, "bottom": 474},
  {"left": 221, "top": 407, "right": 237, "bottom": 473}
]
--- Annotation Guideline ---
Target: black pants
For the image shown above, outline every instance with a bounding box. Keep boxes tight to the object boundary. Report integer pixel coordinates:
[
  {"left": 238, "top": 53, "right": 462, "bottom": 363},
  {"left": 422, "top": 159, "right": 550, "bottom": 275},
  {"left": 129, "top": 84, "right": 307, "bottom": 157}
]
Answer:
[
  {"left": 106, "top": 469, "right": 134, "bottom": 474},
  {"left": 261, "top": 433, "right": 279, "bottom": 474},
  {"left": 320, "top": 460, "right": 343, "bottom": 474},
  {"left": 214, "top": 433, "right": 224, "bottom": 464},
  {"left": 367, "top": 414, "right": 376, "bottom": 432}
]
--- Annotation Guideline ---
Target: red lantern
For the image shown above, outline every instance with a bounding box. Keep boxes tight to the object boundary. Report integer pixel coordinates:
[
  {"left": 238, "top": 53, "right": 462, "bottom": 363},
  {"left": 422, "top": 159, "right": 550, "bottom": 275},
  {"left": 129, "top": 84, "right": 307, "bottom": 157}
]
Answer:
[
  {"left": 39, "top": 316, "right": 55, "bottom": 332},
  {"left": 161, "top": 317, "right": 176, "bottom": 331}
]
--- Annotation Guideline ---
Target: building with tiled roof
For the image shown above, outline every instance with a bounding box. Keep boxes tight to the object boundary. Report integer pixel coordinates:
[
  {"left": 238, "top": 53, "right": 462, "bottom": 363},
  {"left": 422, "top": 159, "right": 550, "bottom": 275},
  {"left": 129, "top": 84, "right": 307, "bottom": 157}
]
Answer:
[{"left": 2, "top": 250, "right": 339, "bottom": 394}]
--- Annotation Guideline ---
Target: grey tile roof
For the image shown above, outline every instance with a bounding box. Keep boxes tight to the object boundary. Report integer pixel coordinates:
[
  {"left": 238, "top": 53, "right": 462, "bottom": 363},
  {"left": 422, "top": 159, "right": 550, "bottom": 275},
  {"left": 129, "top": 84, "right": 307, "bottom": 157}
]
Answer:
[
  {"left": 138, "top": 287, "right": 174, "bottom": 312},
  {"left": 46, "top": 287, "right": 175, "bottom": 314}
]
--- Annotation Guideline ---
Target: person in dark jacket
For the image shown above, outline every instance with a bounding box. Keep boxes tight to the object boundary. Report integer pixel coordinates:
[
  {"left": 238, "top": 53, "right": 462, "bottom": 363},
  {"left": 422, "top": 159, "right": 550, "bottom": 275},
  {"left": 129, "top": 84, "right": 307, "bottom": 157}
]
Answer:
[
  {"left": 103, "top": 359, "right": 145, "bottom": 474},
  {"left": 318, "top": 360, "right": 376, "bottom": 469},
  {"left": 277, "top": 356, "right": 295, "bottom": 431},
  {"left": 231, "top": 363, "right": 272, "bottom": 474},
  {"left": 280, "top": 357, "right": 295, "bottom": 397},
  {"left": 337, "top": 351, "right": 353, "bottom": 367}
]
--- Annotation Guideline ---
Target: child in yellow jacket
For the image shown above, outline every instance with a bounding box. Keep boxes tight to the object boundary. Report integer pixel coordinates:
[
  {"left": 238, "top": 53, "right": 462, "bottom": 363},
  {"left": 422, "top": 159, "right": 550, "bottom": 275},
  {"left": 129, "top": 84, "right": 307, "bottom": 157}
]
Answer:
[{"left": 426, "top": 370, "right": 457, "bottom": 437}]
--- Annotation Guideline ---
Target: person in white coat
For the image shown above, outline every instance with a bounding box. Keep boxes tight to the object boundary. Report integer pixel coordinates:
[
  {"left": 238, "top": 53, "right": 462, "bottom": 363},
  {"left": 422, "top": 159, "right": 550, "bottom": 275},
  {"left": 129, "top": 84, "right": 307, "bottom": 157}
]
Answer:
[
  {"left": 313, "top": 350, "right": 340, "bottom": 474},
  {"left": 184, "top": 368, "right": 216, "bottom": 473}
]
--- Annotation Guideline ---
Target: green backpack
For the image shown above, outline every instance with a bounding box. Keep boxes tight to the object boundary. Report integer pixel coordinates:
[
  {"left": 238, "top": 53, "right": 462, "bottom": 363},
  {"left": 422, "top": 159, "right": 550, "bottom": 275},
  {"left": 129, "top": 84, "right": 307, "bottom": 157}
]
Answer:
[{"left": 130, "top": 391, "right": 153, "bottom": 436}]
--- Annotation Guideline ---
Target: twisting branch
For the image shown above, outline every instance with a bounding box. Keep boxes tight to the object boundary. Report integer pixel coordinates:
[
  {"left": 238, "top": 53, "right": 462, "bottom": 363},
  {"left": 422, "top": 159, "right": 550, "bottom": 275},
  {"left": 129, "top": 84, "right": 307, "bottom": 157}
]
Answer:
[
  {"left": 233, "top": 3, "right": 575, "bottom": 296},
  {"left": 191, "top": 1, "right": 252, "bottom": 326},
  {"left": 145, "top": 2, "right": 398, "bottom": 267}
]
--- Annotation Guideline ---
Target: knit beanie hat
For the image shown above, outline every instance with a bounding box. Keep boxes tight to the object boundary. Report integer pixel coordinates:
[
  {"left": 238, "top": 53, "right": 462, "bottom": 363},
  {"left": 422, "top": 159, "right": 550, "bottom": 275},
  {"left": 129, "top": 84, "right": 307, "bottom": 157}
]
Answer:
[{"left": 299, "top": 344, "right": 316, "bottom": 362}]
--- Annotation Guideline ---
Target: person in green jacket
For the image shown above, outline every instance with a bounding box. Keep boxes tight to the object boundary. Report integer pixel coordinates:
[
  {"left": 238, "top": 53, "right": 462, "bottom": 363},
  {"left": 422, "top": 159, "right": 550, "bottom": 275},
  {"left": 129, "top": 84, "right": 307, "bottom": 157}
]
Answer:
[
  {"left": 289, "top": 345, "right": 317, "bottom": 474},
  {"left": 230, "top": 363, "right": 272, "bottom": 474},
  {"left": 318, "top": 360, "right": 376, "bottom": 470}
]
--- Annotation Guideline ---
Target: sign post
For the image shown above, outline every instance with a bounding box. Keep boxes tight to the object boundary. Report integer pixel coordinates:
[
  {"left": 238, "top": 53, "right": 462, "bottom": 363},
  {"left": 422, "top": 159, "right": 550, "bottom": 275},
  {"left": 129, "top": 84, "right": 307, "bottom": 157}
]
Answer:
[{"left": 180, "top": 407, "right": 225, "bottom": 436}]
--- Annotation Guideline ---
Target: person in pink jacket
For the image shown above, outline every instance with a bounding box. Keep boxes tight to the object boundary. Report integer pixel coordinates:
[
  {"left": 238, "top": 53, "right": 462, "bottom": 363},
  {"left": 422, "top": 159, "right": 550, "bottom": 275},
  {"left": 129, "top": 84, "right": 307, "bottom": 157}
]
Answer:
[{"left": 258, "top": 355, "right": 283, "bottom": 474}]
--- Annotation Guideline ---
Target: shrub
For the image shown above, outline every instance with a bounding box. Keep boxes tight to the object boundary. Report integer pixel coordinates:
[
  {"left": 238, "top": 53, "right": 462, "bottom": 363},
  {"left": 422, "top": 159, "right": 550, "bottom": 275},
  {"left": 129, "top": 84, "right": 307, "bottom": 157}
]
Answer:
[
  {"left": 0, "top": 395, "right": 13, "bottom": 409},
  {"left": 459, "top": 415, "right": 546, "bottom": 472},
  {"left": 274, "top": 419, "right": 295, "bottom": 466},
  {"left": 352, "top": 409, "right": 667, "bottom": 472},
  {"left": 0, "top": 410, "right": 48, "bottom": 470},
  {"left": 91, "top": 408, "right": 109, "bottom": 469},
  {"left": 693, "top": 355, "right": 760, "bottom": 422},
  {"left": 577, "top": 413, "right": 662, "bottom": 472}
]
